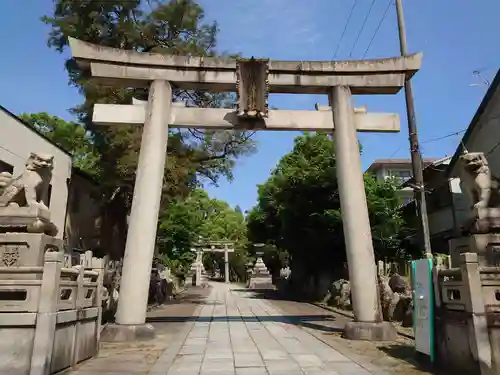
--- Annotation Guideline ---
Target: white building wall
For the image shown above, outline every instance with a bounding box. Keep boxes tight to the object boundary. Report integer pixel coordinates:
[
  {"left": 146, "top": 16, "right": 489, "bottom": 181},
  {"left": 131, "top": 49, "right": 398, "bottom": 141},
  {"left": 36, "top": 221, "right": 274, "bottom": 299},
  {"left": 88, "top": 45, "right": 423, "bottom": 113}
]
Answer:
[
  {"left": 449, "top": 177, "right": 469, "bottom": 230},
  {"left": 449, "top": 87, "right": 500, "bottom": 178},
  {"left": 445, "top": 84, "right": 500, "bottom": 232},
  {"left": 0, "top": 109, "right": 72, "bottom": 238},
  {"left": 465, "top": 88, "right": 500, "bottom": 176}
]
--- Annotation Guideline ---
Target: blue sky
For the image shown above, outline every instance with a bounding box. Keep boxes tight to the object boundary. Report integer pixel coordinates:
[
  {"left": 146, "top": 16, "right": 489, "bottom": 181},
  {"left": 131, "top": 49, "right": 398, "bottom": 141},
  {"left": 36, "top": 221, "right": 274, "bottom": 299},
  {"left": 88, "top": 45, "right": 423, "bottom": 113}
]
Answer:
[{"left": 0, "top": 0, "right": 498, "bottom": 213}]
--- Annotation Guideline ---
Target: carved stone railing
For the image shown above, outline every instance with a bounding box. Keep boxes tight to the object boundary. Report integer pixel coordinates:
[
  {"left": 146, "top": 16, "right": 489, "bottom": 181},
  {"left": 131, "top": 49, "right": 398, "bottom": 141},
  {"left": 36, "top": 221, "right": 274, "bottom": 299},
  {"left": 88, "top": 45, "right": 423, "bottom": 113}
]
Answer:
[
  {"left": 435, "top": 253, "right": 500, "bottom": 375},
  {"left": 0, "top": 252, "right": 103, "bottom": 375}
]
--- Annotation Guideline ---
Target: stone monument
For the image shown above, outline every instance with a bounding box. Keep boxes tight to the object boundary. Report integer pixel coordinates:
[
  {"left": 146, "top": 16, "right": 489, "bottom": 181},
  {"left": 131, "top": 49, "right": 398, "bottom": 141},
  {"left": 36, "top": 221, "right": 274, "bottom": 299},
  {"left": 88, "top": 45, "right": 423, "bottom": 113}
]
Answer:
[
  {"left": 449, "top": 151, "right": 500, "bottom": 266},
  {"left": 248, "top": 253, "right": 274, "bottom": 290},
  {"left": 0, "top": 152, "right": 61, "bottom": 274}
]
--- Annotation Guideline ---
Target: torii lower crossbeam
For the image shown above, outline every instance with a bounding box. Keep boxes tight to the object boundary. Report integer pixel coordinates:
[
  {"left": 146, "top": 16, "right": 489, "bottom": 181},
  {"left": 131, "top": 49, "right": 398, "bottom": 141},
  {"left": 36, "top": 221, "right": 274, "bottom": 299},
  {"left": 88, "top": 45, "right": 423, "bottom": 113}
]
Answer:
[{"left": 93, "top": 103, "right": 400, "bottom": 133}]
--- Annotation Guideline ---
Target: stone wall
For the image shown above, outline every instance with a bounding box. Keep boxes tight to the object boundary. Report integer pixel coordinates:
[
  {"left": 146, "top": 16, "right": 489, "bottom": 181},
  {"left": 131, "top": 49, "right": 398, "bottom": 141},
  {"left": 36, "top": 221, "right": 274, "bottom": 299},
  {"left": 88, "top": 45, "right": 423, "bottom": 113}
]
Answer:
[
  {"left": 435, "top": 253, "right": 500, "bottom": 375},
  {"left": 0, "top": 251, "right": 103, "bottom": 375}
]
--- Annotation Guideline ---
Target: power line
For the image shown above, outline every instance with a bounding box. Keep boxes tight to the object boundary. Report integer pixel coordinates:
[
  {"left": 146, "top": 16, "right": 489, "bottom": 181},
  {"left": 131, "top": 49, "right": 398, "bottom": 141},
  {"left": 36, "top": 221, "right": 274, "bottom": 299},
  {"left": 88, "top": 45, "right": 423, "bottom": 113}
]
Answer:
[
  {"left": 362, "top": 0, "right": 393, "bottom": 58},
  {"left": 387, "top": 146, "right": 402, "bottom": 159},
  {"left": 0, "top": 144, "right": 24, "bottom": 160},
  {"left": 486, "top": 141, "right": 500, "bottom": 156},
  {"left": 349, "top": 0, "right": 377, "bottom": 57},
  {"left": 333, "top": 0, "right": 358, "bottom": 59},
  {"left": 421, "top": 129, "right": 466, "bottom": 144},
  {"left": 390, "top": 111, "right": 500, "bottom": 159},
  {"left": 387, "top": 128, "right": 466, "bottom": 159}
]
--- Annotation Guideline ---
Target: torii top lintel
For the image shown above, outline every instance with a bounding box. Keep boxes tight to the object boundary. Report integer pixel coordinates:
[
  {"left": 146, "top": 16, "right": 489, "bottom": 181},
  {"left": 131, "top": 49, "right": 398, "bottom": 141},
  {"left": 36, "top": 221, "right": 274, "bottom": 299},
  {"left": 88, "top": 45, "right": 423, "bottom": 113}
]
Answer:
[{"left": 68, "top": 38, "right": 422, "bottom": 95}]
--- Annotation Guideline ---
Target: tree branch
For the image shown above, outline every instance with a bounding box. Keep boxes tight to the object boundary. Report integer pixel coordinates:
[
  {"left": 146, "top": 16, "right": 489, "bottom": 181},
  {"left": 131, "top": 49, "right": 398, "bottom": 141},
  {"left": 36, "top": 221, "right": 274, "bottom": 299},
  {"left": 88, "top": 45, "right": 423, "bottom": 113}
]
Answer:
[{"left": 192, "top": 131, "right": 255, "bottom": 163}]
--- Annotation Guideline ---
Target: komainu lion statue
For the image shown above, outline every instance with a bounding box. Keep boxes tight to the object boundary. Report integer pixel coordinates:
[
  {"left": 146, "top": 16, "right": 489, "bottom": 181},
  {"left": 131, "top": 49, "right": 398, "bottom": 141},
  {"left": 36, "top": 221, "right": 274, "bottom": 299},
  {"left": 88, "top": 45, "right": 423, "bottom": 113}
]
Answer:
[
  {"left": 459, "top": 151, "right": 500, "bottom": 210},
  {"left": 0, "top": 152, "right": 54, "bottom": 210}
]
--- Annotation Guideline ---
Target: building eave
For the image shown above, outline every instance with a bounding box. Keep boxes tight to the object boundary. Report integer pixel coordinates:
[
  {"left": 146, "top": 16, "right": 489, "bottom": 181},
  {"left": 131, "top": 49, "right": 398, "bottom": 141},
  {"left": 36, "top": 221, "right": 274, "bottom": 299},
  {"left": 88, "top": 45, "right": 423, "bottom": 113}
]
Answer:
[
  {"left": 0, "top": 105, "right": 73, "bottom": 157},
  {"left": 446, "top": 69, "right": 500, "bottom": 177},
  {"left": 402, "top": 156, "right": 451, "bottom": 189}
]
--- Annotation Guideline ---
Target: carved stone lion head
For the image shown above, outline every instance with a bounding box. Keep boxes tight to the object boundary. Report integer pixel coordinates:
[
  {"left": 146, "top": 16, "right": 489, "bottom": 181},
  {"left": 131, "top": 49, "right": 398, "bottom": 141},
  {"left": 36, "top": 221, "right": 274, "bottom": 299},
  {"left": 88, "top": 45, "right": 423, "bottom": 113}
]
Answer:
[
  {"left": 459, "top": 151, "right": 488, "bottom": 172},
  {"left": 25, "top": 152, "right": 54, "bottom": 172}
]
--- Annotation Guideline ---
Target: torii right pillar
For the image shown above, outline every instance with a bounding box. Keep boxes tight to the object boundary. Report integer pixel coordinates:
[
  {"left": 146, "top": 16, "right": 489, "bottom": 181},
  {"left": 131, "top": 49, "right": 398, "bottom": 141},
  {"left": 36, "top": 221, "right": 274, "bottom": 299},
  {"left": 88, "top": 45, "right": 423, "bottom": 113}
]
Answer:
[{"left": 331, "top": 85, "right": 396, "bottom": 341}]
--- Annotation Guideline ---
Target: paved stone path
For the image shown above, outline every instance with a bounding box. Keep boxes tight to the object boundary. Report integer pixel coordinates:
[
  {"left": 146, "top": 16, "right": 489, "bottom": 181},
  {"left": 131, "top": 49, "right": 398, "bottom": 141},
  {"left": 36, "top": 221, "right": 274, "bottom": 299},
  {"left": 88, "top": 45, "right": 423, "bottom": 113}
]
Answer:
[
  {"left": 69, "top": 286, "right": 212, "bottom": 375},
  {"left": 150, "top": 282, "right": 386, "bottom": 375}
]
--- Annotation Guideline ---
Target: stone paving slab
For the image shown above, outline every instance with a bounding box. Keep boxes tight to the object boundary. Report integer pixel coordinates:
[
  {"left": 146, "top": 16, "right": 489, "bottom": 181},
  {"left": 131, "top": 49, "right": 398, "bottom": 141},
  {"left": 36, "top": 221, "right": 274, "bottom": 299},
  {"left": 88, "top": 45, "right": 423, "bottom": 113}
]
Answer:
[
  {"left": 148, "top": 282, "right": 390, "bottom": 375},
  {"left": 264, "top": 293, "right": 434, "bottom": 375},
  {"left": 67, "top": 286, "right": 212, "bottom": 375},
  {"left": 67, "top": 282, "right": 411, "bottom": 375}
]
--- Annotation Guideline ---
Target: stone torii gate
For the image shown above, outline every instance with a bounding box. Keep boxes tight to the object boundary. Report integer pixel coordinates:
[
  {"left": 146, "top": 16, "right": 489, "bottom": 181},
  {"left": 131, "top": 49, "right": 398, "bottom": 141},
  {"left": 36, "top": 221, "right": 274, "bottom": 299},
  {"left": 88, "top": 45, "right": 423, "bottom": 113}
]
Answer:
[
  {"left": 190, "top": 240, "right": 234, "bottom": 285},
  {"left": 202, "top": 241, "right": 234, "bottom": 284},
  {"left": 68, "top": 38, "right": 422, "bottom": 341}
]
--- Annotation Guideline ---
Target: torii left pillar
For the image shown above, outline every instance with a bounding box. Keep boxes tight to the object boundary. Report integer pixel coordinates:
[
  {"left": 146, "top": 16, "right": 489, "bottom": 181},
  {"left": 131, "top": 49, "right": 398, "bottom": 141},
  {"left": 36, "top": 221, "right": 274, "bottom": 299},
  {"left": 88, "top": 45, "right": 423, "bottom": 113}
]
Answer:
[
  {"left": 102, "top": 80, "right": 171, "bottom": 341},
  {"left": 331, "top": 86, "right": 396, "bottom": 341}
]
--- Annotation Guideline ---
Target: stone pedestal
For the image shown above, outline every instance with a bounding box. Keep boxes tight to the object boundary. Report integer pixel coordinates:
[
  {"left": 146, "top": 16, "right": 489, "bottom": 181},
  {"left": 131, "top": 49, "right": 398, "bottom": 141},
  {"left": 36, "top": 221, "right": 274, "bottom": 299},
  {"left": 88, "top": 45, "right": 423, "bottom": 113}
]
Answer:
[
  {"left": 343, "top": 321, "right": 397, "bottom": 341},
  {"left": 449, "top": 233, "right": 500, "bottom": 267},
  {"left": 200, "top": 272, "right": 208, "bottom": 285},
  {"left": 248, "top": 258, "right": 274, "bottom": 290},
  {"left": 0, "top": 206, "right": 58, "bottom": 237},
  {"left": 466, "top": 208, "right": 500, "bottom": 234},
  {"left": 0, "top": 233, "right": 63, "bottom": 279},
  {"left": 100, "top": 323, "right": 155, "bottom": 342}
]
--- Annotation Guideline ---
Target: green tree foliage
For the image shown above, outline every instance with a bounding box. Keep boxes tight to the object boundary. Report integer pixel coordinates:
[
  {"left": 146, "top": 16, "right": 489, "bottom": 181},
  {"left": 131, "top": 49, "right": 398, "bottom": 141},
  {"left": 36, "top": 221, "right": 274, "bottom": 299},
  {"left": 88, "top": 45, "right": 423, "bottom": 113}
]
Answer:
[
  {"left": 247, "top": 133, "right": 414, "bottom": 287},
  {"left": 157, "top": 188, "right": 250, "bottom": 280},
  {"left": 19, "top": 112, "right": 100, "bottom": 175},
  {"left": 42, "top": 0, "right": 256, "bottom": 254}
]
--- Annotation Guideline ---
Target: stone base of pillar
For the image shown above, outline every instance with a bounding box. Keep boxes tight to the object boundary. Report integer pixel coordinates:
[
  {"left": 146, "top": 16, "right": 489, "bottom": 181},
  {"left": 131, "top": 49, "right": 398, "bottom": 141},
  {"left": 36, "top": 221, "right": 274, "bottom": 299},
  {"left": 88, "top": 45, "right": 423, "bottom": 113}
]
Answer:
[
  {"left": 101, "top": 323, "right": 155, "bottom": 342},
  {"left": 343, "top": 321, "right": 397, "bottom": 341},
  {"left": 248, "top": 276, "right": 274, "bottom": 290}
]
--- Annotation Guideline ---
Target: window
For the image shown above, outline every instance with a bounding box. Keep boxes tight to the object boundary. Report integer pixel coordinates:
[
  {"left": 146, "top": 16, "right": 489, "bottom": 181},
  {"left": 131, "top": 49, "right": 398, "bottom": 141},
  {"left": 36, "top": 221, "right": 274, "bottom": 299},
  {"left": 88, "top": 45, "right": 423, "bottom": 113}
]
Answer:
[
  {"left": 387, "top": 169, "right": 412, "bottom": 184},
  {"left": 389, "top": 170, "right": 411, "bottom": 178},
  {"left": 0, "top": 160, "right": 13, "bottom": 174}
]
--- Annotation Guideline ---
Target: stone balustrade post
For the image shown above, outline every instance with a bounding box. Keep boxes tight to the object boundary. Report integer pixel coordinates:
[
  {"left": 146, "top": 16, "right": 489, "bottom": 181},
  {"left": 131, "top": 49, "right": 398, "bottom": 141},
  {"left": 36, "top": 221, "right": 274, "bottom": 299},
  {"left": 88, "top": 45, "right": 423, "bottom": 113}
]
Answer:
[
  {"left": 460, "top": 252, "right": 492, "bottom": 374},
  {"left": 30, "top": 252, "right": 63, "bottom": 375},
  {"left": 71, "top": 266, "right": 84, "bottom": 368},
  {"left": 92, "top": 258, "right": 105, "bottom": 355}
]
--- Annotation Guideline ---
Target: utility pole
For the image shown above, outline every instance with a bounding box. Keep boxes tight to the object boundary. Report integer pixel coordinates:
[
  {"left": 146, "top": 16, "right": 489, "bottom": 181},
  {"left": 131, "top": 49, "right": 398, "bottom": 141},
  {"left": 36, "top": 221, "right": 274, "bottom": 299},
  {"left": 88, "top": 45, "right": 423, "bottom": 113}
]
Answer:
[{"left": 395, "top": 0, "right": 432, "bottom": 257}]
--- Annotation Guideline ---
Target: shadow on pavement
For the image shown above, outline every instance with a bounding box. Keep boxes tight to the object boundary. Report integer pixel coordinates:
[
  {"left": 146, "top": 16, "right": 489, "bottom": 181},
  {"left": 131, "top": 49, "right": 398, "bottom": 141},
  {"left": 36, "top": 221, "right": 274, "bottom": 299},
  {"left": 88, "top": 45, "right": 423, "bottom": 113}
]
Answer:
[
  {"left": 146, "top": 314, "right": 343, "bottom": 333},
  {"left": 231, "top": 285, "right": 444, "bottom": 375},
  {"left": 150, "top": 286, "right": 215, "bottom": 307},
  {"left": 230, "top": 288, "right": 312, "bottom": 302}
]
